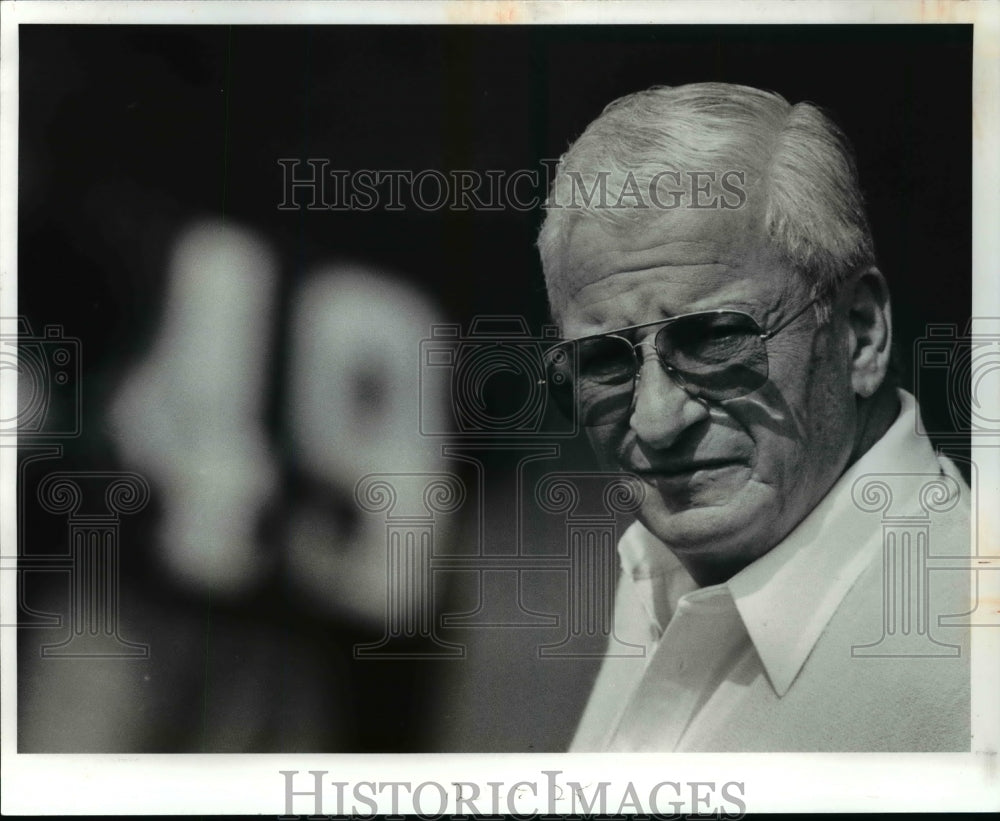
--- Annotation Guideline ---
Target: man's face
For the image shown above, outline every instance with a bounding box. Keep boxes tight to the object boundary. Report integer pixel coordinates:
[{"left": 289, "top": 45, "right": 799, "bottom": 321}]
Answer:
[{"left": 554, "top": 205, "right": 860, "bottom": 584}]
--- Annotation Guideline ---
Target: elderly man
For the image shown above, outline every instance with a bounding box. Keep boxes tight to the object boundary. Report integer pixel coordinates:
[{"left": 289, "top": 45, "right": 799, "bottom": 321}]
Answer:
[{"left": 538, "top": 83, "right": 970, "bottom": 751}]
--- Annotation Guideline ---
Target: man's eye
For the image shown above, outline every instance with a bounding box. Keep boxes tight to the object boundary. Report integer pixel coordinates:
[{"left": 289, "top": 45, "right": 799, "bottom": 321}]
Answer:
[
  {"left": 702, "top": 325, "right": 748, "bottom": 349},
  {"left": 667, "top": 320, "right": 753, "bottom": 365},
  {"left": 579, "top": 348, "right": 631, "bottom": 382},
  {"left": 691, "top": 329, "right": 749, "bottom": 357},
  {"left": 704, "top": 325, "right": 741, "bottom": 341}
]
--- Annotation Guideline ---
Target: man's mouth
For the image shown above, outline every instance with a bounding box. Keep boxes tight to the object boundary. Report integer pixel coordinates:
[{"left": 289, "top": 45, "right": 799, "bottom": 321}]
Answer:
[{"left": 632, "top": 459, "right": 746, "bottom": 480}]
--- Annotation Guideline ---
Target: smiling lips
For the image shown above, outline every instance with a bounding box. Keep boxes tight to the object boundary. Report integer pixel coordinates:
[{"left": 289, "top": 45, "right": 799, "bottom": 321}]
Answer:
[{"left": 632, "top": 459, "right": 747, "bottom": 479}]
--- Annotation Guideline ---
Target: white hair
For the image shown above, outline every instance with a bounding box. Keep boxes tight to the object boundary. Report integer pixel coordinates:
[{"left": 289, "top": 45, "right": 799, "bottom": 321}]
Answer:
[{"left": 537, "top": 82, "right": 876, "bottom": 321}]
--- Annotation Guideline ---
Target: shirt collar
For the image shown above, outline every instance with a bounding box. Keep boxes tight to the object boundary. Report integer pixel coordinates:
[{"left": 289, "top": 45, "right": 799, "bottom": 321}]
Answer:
[{"left": 618, "top": 390, "right": 949, "bottom": 696}]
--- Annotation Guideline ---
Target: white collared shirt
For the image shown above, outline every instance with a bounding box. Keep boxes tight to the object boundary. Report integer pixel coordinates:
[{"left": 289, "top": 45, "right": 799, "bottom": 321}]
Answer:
[{"left": 571, "top": 391, "right": 971, "bottom": 752}]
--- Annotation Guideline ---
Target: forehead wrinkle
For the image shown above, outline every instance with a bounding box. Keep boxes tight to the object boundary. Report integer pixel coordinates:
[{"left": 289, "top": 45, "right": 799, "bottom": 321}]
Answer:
[
  {"left": 570, "top": 239, "right": 742, "bottom": 292},
  {"left": 565, "top": 265, "right": 741, "bottom": 333},
  {"left": 554, "top": 207, "right": 774, "bottom": 333},
  {"left": 570, "top": 264, "right": 734, "bottom": 309}
]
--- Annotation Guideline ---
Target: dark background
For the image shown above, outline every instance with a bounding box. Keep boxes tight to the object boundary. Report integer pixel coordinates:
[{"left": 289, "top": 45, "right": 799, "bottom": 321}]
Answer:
[{"left": 17, "top": 24, "right": 971, "bottom": 752}]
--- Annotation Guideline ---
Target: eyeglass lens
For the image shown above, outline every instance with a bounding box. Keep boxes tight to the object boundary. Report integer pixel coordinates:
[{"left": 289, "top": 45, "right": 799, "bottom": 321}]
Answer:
[{"left": 544, "top": 311, "right": 771, "bottom": 427}]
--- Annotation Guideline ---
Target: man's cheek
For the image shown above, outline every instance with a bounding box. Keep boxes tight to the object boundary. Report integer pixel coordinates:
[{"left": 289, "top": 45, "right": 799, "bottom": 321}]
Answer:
[{"left": 585, "top": 427, "right": 625, "bottom": 470}]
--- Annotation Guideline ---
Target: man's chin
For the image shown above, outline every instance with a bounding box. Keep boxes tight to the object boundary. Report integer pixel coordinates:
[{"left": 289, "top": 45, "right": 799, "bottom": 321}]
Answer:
[{"left": 635, "top": 481, "right": 773, "bottom": 559}]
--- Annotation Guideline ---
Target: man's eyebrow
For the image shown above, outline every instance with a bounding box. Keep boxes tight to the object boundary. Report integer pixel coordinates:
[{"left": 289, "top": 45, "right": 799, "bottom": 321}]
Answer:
[
  {"left": 657, "top": 298, "right": 765, "bottom": 318},
  {"left": 605, "top": 260, "right": 735, "bottom": 277},
  {"left": 589, "top": 302, "right": 766, "bottom": 339},
  {"left": 561, "top": 295, "right": 773, "bottom": 340},
  {"left": 712, "top": 299, "right": 765, "bottom": 314}
]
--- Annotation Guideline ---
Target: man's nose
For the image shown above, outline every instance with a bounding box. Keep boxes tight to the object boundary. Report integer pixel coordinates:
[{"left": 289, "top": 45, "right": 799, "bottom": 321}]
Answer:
[{"left": 629, "top": 345, "right": 710, "bottom": 448}]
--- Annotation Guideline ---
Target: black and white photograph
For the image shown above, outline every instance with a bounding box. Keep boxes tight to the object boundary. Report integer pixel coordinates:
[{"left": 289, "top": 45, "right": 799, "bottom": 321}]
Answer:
[{"left": 2, "top": 0, "right": 998, "bottom": 815}]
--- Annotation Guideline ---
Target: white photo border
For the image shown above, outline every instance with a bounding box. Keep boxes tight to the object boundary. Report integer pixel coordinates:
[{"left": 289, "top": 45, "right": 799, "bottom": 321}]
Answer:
[{"left": 1, "top": 0, "right": 997, "bottom": 815}]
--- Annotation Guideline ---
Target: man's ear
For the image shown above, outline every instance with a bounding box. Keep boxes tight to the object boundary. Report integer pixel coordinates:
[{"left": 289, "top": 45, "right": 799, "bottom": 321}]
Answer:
[{"left": 845, "top": 267, "right": 892, "bottom": 398}]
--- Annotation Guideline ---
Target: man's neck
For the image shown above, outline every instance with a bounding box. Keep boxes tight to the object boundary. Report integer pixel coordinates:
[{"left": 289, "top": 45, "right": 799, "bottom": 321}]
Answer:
[{"left": 849, "top": 383, "right": 901, "bottom": 468}]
